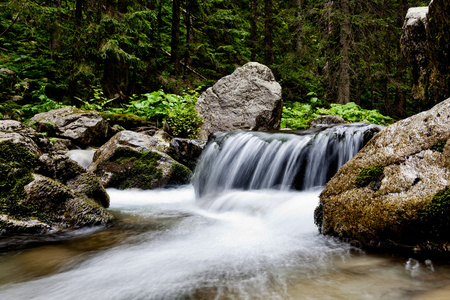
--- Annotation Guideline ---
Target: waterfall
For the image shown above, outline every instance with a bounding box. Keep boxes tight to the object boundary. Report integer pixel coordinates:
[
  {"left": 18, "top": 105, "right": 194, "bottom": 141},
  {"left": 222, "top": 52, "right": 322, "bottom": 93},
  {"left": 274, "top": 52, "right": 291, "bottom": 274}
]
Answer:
[{"left": 193, "top": 123, "right": 381, "bottom": 198}]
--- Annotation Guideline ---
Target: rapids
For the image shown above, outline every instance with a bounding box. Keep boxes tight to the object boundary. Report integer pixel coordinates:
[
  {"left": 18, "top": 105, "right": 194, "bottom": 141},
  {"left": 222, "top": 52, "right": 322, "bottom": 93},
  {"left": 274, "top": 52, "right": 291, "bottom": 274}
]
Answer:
[{"left": 1, "top": 125, "right": 450, "bottom": 299}]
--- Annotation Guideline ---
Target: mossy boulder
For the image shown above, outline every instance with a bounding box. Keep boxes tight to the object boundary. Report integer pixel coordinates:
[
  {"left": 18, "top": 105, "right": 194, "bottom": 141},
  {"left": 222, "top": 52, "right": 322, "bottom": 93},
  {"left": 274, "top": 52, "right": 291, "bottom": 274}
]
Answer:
[
  {"left": 318, "top": 98, "right": 450, "bottom": 248},
  {"left": 0, "top": 136, "right": 113, "bottom": 235},
  {"left": 29, "top": 107, "right": 113, "bottom": 146},
  {"left": 88, "top": 131, "right": 192, "bottom": 189}
]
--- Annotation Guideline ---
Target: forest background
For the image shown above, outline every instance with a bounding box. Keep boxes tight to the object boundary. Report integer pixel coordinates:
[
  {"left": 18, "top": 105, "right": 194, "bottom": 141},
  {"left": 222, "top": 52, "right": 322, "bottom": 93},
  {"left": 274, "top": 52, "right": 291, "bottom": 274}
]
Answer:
[{"left": 0, "top": 0, "right": 430, "bottom": 132}]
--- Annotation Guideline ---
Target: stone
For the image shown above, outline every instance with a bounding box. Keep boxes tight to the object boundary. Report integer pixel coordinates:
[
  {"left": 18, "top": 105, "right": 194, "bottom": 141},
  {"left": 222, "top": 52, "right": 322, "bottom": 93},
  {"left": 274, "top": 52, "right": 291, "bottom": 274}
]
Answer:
[
  {"left": 88, "top": 131, "right": 191, "bottom": 189},
  {"left": 195, "top": 62, "right": 282, "bottom": 140},
  {"left": 318, "top": 98, "right": 450, "bottom": 247},
  {"left": 37, "top": 154, "right": 110, "bottom": 208},
  {"left": 310, "top": 115, "right": 345, "bottom": 127},
  {"left": 29, "top": 107, "right": 113, "bottom": 146},
  {"left": 401, "top": 7, "right": 429, "bottom": 105},
  {"left": 23, "top": 174, "right": 113, "bottom": 228},
  {"left": 169, "top": 138, "right": 207, "bottom": 171},
  {"left": 400, "top": 0, "right": 450, "bottom": 110}
]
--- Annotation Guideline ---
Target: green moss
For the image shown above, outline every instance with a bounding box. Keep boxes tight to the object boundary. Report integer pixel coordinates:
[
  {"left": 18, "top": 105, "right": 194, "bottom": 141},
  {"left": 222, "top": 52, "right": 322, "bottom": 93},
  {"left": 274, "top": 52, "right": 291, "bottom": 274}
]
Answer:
[
  {"left": 168, "top": 163, "right": 192, "bottom": 186},
  {"left": 0, "top": 141, "right": 48, "bottom": 221},
  {"left": 431, "top": 140, "right": 447, "bottom": 152},
  {"left": 356, "top": 164, "right": 384, "bottom": 189},
  {"left": 107, "top": 148, "right": 163, "bottom": 189},
  {"left": 419, "top": 186, "right": 450, "bottom": 241},
  {"left": 99, "top": 112, "right": 150, "bottom": 129}
]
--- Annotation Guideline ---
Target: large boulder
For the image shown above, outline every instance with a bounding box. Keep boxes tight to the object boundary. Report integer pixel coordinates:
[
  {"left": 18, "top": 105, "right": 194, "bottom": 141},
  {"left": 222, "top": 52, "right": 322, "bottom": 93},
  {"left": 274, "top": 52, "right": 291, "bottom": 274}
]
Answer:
[
  {"left": 88, "top": 131, "right": 192, "bottom": 189},
  {"left": 29, "top": 107, "right": 113, "bottom": 146},
  {"left": 401, "top": 0, "right": 450, "bottom": 110},
  {"left": 317, "top": 98, "right": 450, "bottom": 248},
  {"left": 195, "top": 62, "right": 282, "bottom": 140},
  {"left": 0, "top": 128, "right": 113, "bottom": 235}
]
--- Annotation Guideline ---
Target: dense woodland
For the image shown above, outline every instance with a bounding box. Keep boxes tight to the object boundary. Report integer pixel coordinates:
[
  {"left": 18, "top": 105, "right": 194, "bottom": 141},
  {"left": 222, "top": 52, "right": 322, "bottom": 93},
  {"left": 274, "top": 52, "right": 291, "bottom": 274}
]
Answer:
[{"left": 0, "top": 0, "right": 429, "bottom": 125}]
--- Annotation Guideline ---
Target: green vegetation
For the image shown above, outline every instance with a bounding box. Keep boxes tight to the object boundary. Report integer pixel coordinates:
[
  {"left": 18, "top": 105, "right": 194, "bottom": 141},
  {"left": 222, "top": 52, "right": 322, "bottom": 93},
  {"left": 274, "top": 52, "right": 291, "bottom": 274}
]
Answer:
[
  {"left": 0, "top": 141, "right": 46, "bottom": 221},
  {"left": 281, "top": 99, "right": 392, "bottom": 130},
  {"left": 107, "top": 147, "right": 163, "bottom": 190},
  {"left": 0, "top": 0, "right": 430, "bottom": 127},
  {"left": 419, "top": 186, "right": 450, "bottom": 241},
  {"left": 356, "top": 164, "right": 385, "bottom": 188},
  {"left": 431, "top": 140, "right": 447, "bottom": 153}
]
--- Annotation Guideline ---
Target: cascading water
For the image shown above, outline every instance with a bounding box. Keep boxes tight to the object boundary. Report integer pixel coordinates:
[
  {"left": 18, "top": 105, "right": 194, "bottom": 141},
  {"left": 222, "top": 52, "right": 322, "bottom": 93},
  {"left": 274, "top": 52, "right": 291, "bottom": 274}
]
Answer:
[
  {"left": 194, "top": 123, "right": 380, "bottom": 198},
  {"left": 1, "top": 123, "right": 447, "bottom": 300}
]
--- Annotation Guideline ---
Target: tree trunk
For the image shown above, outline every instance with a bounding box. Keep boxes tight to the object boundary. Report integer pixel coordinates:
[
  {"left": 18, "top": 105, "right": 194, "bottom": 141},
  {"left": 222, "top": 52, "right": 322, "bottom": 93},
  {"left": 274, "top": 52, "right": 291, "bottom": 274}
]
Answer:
[
  {"left": 250, "top": 0, "right": 258, "bottom": 61},
  {"left": 264, "top": 0, "right": 274, "bottom": 66},
  {"left": 171, "top": 0, "right": 181, "bottom": 75},
  {"left": 75, "top": 0, "right": 84, "bottom": 21},
  {"left": 184, "top": 0, "right": 193, "bottom": 70},
  {"left": 337, "top": 0, "right": 351, "bottom": 104},
  {"left": 296, "top": 0, "right": 303, "bottom": 52}
]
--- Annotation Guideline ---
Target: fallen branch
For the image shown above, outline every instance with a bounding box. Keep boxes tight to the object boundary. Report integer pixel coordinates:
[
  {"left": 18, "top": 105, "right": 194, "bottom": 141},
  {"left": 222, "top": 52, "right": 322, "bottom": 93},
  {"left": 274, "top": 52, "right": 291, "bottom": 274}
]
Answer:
[{"left": 0, "top": 14, "right": 19, "bottom": 40}]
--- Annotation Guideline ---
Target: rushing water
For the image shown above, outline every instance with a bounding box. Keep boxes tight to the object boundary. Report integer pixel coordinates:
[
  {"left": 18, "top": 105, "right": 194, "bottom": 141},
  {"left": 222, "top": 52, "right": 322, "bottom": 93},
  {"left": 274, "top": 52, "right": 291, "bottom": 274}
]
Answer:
[{"left": 1, "top": 125, "right": 450, "bottom": 299}]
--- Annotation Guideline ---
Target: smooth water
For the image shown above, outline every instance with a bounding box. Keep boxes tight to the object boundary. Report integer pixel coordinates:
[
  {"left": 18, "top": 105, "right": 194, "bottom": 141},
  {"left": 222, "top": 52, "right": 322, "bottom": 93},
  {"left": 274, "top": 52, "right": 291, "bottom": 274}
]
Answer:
[
  {"left": 193, "top": 124, "right": 379, "bottom": 198},
  {"left": 1, "top": 126, "right": 450, "bottom": 299},
  {"left": 1, "top": 187, "right": 450, "bottom": 299}
]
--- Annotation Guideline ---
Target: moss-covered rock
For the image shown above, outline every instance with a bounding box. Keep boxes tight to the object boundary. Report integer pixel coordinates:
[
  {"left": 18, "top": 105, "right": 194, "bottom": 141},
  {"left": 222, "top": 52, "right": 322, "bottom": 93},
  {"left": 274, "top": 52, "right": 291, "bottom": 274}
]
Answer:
[
  {"left": 419, "top": 186, "right": 450, "bottom": 241},
  {"left": 318, "top": 98, "right": 450, "bottom": 249},
  {"left": 99, "top": 112, "right": 150, "bottom": 129},
  {"left": 355, "top": 164, "right": 384, "bottom": 190},
  {"left": 0, "top": 138, "right": 113, "bottom": 235},
  {"left": 89, "top": 131, "right": 192, "bottom": 189}
]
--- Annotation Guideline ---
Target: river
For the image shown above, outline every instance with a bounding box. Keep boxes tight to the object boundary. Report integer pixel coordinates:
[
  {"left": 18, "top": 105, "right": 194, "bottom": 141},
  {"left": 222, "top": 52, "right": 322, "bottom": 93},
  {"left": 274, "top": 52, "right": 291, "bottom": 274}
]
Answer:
[{"left": 1, "top": 125, "right": 450, "bottom": 299}]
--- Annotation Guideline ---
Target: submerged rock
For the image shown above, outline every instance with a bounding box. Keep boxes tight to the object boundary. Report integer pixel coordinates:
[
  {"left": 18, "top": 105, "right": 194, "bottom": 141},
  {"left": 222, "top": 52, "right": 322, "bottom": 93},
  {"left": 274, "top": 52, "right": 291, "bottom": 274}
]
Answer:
[
  {"left": 196, "top": 62, "right": 282, "bottom": 140},
  {"left": 29, "top": 107, "right": 113, "bottom": 146},
  {"left": 318, "top": 98, "right": 450, "bottom": 248},
  {"left": 88, "top": 131, "right": 191, "bottom": 189}
]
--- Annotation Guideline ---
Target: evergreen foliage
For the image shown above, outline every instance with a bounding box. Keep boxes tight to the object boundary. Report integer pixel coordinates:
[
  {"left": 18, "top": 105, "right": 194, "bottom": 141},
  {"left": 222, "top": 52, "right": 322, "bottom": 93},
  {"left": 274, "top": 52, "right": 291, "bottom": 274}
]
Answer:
[{"left": 0, "top": 0, "right": 433, "bottom": 124}]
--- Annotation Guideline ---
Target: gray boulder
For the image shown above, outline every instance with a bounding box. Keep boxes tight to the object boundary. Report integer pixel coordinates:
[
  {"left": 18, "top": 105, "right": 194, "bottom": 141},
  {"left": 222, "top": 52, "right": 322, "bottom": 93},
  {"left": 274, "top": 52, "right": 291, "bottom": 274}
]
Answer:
[
  {"left": 29, "top": 107, "right": 112, "bottom": 146},
  {"left": 317, "top": 98, "right": 450, "bottom": 248},
  {"left": 311, "top": 115, "right": 345, "bottom": 127},
  {"left": 401, "top": 0, "right": 450, "bottom": 110},
  {"left": 195, "top": 62, "right": 282, "bottom": 140},
  {"left": 88, "top": 131, "right": 192, "bottom": 189}
]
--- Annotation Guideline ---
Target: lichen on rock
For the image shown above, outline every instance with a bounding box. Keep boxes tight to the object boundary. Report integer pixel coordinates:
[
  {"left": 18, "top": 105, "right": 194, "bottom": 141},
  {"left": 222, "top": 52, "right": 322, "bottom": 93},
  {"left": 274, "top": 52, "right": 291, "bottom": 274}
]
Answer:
[{"left": 318, "top": 97, "right": 450, "bottom": 248}]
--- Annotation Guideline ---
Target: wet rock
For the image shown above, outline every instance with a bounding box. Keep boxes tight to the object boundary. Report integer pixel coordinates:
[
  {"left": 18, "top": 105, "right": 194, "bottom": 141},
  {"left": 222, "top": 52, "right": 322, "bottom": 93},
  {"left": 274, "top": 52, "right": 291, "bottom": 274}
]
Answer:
[
  {"left": 29, "top": 107, "right": 113, "bottom": 147},
  {"left": 169, "top": 138, "right": 207, "bottom": 171},
  {"left": 0, "top": 136, "right": 113, "bottom": 235},
  {"left": 311, "top": 115, "right": 345, "bottom": 127},
  {"left": 23, "top": 174, "right": 113, "bottom": 228},
  {"left": 88, "top": 131, "right": 191, "bottom": 189},
  {"left": 318, "top": 98, "right": 450, "bottom": 247},
  {"left": 38, "top": 154, "right": 110, "bottom": 208},
  {"left": 196, "top": 62, "right": 282, "bottom": 140}
]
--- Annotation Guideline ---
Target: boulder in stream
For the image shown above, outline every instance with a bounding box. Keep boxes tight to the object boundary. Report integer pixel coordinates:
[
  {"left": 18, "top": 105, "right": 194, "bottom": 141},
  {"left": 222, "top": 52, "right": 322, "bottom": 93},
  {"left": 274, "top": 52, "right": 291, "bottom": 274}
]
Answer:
[
  {"left": 317, "top": 97, "right": 450, "bottom": 249},
  {"left": 195, "top": 62, "right": 282, "bottom": 140},
  {"left": 0, "top": 125, "right": 113, "bottom": 235},
  {"left": 88, "top": 131, "right": 192, "bottom": 189}
]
